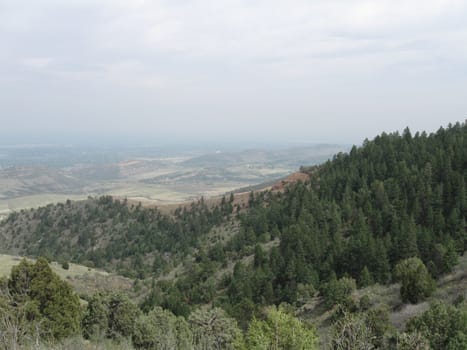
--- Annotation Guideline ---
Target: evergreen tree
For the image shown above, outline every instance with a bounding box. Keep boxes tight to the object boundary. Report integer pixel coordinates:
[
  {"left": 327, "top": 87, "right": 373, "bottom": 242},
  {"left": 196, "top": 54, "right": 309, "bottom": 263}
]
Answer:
[
  {"left": 7, "top": 258, "right": 81, "bottom": 340},
  {"left": 394, "top": 258, "right": 435, "bottom": 304}
]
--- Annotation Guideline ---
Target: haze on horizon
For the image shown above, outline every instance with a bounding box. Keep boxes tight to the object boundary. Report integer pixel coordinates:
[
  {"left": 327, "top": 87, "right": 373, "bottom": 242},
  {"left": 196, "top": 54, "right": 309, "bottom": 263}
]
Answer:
[{"left": 1, "top": 0, "right": 466, "bottom": 146}]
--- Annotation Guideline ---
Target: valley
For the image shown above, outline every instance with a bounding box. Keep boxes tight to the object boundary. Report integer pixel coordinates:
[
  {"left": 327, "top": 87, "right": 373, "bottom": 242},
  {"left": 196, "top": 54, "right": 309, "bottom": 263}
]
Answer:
[{"left": 0, "top": 143, "right": 344, "bottom": 219}]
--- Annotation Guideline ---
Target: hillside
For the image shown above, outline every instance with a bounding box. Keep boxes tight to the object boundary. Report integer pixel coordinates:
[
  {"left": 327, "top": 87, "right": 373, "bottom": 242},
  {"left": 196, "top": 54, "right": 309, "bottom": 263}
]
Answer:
[
  {"left": 0, "top": 122, "right": 465, "bottom": 349},
  {"left": 298, "top": 251, "right": 467, "bottom": 345},
  {"left": 0, "top": 195, "right": 237, "bottom": 279}
]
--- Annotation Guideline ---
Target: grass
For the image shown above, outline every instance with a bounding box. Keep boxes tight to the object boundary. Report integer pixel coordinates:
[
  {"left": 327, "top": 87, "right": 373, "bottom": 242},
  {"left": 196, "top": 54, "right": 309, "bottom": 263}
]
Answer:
[
  {"left": 0, "top": 254, "right": 107, "bottom": 278},
  {"left": 0, "top": 254, "right": 24, "bottom": 276},
  {"left": 0, "top": 194, "right": 88, "bottom": 216},
  {"left": 0, "top": 254, "right": 133, "bottom": 297}
]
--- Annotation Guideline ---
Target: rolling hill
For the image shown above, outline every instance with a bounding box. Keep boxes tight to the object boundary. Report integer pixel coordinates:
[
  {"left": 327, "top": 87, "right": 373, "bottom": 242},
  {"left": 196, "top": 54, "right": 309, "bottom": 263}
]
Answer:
[{"left": 0, "top": 122, "right": 465, "bottom": 349}]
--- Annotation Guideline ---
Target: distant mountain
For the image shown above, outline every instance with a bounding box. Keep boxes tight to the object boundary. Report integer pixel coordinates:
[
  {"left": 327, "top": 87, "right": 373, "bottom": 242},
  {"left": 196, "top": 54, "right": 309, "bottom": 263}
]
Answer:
[{"left": 182, "top": 144, "right": 346, "bottom": 168}]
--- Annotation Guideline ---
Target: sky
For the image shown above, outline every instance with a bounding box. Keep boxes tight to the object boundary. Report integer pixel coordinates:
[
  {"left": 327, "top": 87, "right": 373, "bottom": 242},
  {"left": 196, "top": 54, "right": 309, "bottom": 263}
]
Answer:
[{"left": 0, "top": 0, "right": 466, "bottom": 146}]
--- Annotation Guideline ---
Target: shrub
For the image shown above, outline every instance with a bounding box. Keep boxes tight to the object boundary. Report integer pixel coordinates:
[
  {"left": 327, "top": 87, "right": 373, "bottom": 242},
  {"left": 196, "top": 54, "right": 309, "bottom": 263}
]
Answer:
[
  {"left": 394, "top": 258, "right": 435, "bottom": 304},
  {"left": 320, "top": 277, "right": 357, "bottom": 309},
  {"left": 82, "top": 292, "right": 140, "bottom": 340},
  {"left": 7, "top": 258, "right": 81, "bottom": 340},
  {"left": 245, "top": 305, "right": 318, "bottom": 350}
]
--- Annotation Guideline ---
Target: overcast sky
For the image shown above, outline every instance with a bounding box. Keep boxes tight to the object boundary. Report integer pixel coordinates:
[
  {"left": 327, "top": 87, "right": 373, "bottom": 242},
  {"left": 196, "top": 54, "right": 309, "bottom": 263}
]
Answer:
[{"left": 0, "top": 0, "right": 466, "bottom": 146}]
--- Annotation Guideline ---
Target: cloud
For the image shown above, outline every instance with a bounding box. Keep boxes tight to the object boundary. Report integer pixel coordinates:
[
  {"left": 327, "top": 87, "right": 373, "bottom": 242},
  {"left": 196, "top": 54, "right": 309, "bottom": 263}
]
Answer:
[
  {"left": 20, "top": 57, "right": 55, "bottom": 69},
  {"left": 0, "top": 0, "right": 466, "bottom": 142},
  {"left": 2, "top": 0, "right": 466, "bottom": 79}
]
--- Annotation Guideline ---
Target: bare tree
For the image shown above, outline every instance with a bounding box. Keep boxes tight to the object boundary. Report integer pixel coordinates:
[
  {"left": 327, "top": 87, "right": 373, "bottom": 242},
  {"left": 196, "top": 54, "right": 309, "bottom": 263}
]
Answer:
[{"left": 0, "top": 289, "right": 25, "bottom": 350}]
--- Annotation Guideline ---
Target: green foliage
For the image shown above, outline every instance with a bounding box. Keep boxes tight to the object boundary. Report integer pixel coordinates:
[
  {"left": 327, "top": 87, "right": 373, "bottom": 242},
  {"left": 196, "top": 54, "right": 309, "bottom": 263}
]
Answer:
[
  {"left": 365, "top": 305, "right": 393, "bottom": 348},
  {"left": 82, "top": 292, "right": 140, "bottom": 340},
  {"left": 359, "top": 266, "right": 374, "bottom": 288},
  {"left": 82, "top": 293, "right": 109, "bottom": 339},
  {"left": 320, "top": 277, "right": 356, "bottom": 309},
  {"left": 406, "top": 301, "right": 467, "bottom": 350},
  {"left": 133, "top": 306, "right": 191, "bottom": 349},
  {"left": 359, "top": 295, "right": 371, "bottom": 311},
  {"left": 296, "top": 283, "right": 316, "bottom": 306},
  {"left": 188, "top": 306, "right": 243, "bottom": 350},
  {"left": 140, "top": 281, "right": 191, "bottom": 318},
  {"left": 329, "top": 304, "right": 394, "bottom": 350},
  {"left": 395, "top": 332, "right": 430, "bottom": 350},
  {"left": 6, "top": 258, "right": 81, "bottom": 340},
  {"left": 447, "top": 331, "right": 467, "bottom": 350},
  {"left": 245, "top": 305, "right": 318, "bottom": 350},
  {"left": 394, "top": 257, "right": 435, "bottom": 304},
  {"left": 174, "top": 316, "right": 194, "bottom": 350},
  {"left": 61, "top": 261, "right": 69, "bottom": 270}
]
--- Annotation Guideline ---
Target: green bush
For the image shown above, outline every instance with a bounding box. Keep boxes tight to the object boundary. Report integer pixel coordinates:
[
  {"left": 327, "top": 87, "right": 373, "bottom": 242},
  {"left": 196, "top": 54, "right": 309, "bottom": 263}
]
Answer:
[
  {"left": 82, "top": 292, "right": 140, "bottom": 340},
  {"left": 394, "top": 258, "right": 435, "bottom": 304},
  {"left": 132, "top": 306, "right": 193, "bottom": 350},
  {"left": 7, "top": 258, "right": 81, "bottom": 340},
  {"left": 189, "top": 306, "right": 243, "bottom": 350},
  {"left": 320, "top": 277, "right": 357, "bottom": 309},
  {"left": 359, "top": 295, "right": 371, "bottom": 311},
  {"left": 61, "top": 261, "right": 70, "bottom": 270},
  {"left": 245, "top": 305, "right": 318, "bottom": 350}
]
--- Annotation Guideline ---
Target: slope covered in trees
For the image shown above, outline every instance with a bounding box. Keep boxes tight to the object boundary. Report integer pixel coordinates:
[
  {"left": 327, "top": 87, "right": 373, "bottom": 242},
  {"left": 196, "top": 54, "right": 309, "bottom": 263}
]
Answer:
[
  {"left": 0, "top": 122, "right": 466, "bottom": 349},
  {"left": 0, "top": 195, "right": 234, "bottom": 278},
  {"left": 220, "top": 122, "right": 465, "bottom": 315}
]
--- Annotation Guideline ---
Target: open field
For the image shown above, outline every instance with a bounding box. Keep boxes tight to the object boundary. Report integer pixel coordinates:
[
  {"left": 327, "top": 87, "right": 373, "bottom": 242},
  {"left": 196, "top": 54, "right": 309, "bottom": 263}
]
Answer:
[{"left": 0, "top": 194, "right": 88, "bottom": 217}]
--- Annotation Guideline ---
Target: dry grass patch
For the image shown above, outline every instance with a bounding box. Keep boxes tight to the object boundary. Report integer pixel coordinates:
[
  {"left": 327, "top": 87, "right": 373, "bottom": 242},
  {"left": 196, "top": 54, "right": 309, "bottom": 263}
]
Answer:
[{"left": 0, "top": 254, "right": 133, "bottom": 297}]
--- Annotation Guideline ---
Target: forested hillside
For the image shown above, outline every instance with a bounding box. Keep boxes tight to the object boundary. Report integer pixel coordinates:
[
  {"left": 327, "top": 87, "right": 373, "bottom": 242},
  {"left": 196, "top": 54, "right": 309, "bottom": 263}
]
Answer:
[
  {"left": 223, "top": 122, "right": 465, "bottom": 309},
  {"left": 0, "top": 195, "right": 235, "bottom": 278},
  {"left": 0, "top": 122, "right": 466, "bottom": 349}
]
